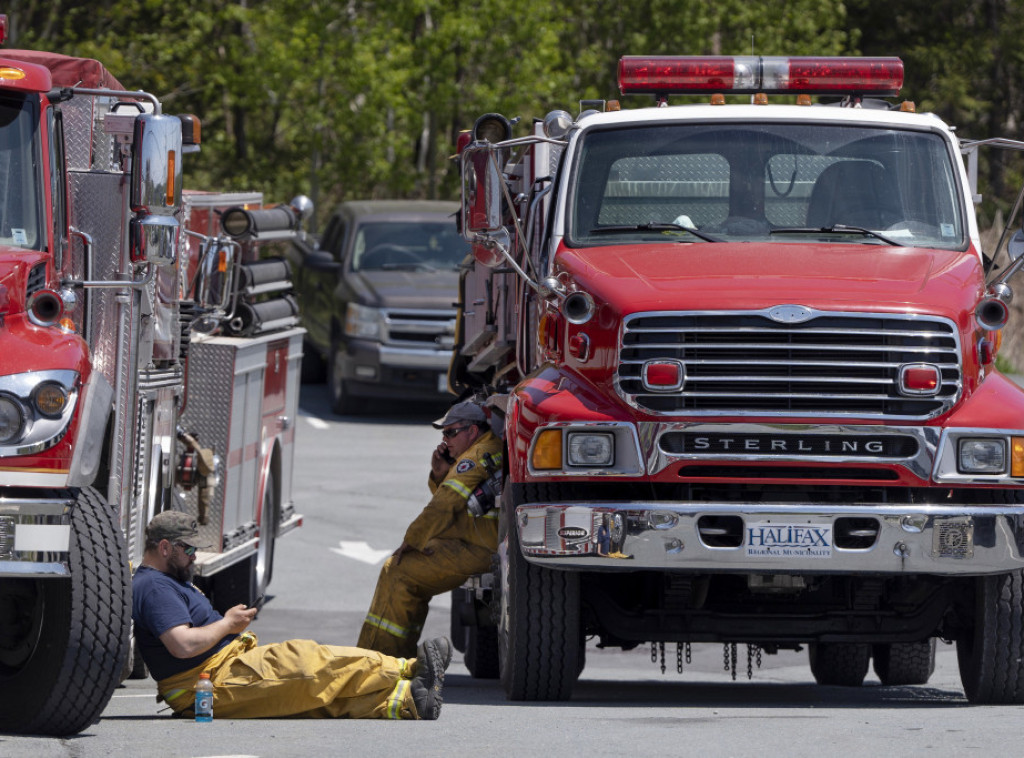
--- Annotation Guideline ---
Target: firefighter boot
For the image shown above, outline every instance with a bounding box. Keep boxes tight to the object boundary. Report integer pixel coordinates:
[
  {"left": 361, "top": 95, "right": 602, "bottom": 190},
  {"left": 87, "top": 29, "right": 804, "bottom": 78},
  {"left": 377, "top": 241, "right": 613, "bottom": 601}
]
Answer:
[{"left": 410, "top": 637, "right": 452, "bottom": 720}]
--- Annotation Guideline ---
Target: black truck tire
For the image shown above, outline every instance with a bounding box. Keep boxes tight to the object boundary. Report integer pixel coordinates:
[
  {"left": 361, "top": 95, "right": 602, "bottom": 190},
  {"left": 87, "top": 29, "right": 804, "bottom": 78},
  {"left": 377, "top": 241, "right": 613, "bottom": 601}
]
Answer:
[
  {"left": 465, "top": 624, "right": 501, "bottom": 679},
  {"left": 449, "top": 588, "right": 500, "bottom": 679},
  {"left": 0, "top": 487, "right": 130, "bottom": 736},
  {"left": 956, "top": 570, "right": 1024, "bottom": 703},
  {"left": 808, "top": 642, "right": 870, "bottom": 687},
  {"left": 873, "top": 639, "right": 936, "bottom": 686},
  {"left": 499, "top": 499, "right": 581, "bottom": 700}
]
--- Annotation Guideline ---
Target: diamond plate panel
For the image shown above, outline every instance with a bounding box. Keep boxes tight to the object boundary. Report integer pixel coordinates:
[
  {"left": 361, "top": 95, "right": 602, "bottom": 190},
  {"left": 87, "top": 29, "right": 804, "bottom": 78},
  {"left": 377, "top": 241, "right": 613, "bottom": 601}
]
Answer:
[
  {"left": 68, "top": 170, "right": 138, "bottom": 517},
  {"left": 179, "top": 338, "right": 249, "bottom": 553}
]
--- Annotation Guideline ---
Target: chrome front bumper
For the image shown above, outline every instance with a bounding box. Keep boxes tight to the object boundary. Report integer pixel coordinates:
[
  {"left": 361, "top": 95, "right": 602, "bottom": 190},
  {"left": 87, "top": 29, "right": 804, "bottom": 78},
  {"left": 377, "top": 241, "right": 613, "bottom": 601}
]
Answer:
[
  {"left": 514, "top": 501, "right": 1024, "bottom": 576},
  {"left": 0, "top": 496, "right": 73, "bottom": 576}
]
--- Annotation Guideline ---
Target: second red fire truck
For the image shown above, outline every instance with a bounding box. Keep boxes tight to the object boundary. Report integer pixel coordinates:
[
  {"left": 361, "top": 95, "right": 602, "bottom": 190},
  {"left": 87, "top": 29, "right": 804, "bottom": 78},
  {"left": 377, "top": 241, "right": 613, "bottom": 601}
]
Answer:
[
  {"left": 450, "top": 55, "right": 1024, "bottom": 704},
  {"left": 0, "top": 29, "right": 310, "bottom": 735}
]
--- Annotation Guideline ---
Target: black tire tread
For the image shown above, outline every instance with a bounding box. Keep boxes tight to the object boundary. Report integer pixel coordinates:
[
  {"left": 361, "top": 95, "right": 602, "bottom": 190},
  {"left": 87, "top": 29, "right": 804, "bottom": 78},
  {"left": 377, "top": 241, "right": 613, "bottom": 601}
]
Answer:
[
  {"left": 501, "top": 483, "right": 581, "bottom": 701},
  {"left": 0, "top": 487, "right": 130, "bottom": 736},
  {"left": 873, "top": 639, "right": 936, "bottom": 686},
  {"left": 957, "top": 570, "right": 1024, "bottom": 703},
  {"left": 808, "top": 642, "right": 870, "bottom": 687}
]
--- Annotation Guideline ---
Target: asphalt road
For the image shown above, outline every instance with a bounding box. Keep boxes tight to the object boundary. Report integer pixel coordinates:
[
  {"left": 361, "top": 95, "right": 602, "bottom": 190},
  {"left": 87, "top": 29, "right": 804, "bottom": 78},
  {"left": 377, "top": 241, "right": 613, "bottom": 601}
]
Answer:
[{"left": 4, "top": 384, "right": 1024, "bottom": 757}]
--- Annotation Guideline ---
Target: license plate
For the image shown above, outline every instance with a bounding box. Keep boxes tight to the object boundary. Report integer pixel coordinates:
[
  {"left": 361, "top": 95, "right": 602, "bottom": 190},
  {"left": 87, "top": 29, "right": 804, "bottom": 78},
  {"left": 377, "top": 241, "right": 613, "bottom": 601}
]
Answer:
[
  {"left": 437, "top": 373, "right": 448, "bottom": 393},
  {"left": 745, "top": 521, "right": 832, "bottom": 559}
]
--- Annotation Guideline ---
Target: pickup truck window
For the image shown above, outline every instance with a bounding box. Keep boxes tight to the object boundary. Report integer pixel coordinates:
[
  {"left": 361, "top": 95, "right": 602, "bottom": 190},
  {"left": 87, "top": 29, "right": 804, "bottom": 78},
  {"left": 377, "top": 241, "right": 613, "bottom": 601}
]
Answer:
[
  {"left": 352, "top": 220, "right": 468, "bottom": 271},
  {"left": 0, "top": 94, "right": 42, "bottom": 250},
  {"left": 570, "top": 122, "right": 964, "bottom": 250}
]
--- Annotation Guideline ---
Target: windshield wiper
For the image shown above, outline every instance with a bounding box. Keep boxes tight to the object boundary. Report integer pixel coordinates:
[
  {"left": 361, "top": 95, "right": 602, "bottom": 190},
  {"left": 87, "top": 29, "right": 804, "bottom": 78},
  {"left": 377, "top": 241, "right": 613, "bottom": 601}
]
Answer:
[
  {"left": 589, "top": 222, "right": 722, "bottom": 243},
  {"left": 770, "top": 224, "right": 901, "bottom": 247}
]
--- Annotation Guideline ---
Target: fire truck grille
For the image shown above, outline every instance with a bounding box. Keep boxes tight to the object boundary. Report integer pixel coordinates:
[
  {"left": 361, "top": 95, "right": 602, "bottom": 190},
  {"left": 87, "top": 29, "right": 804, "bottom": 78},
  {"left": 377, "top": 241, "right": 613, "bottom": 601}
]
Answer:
[{"left": 618, "top": 310, "right": 961, "bottom": 419}]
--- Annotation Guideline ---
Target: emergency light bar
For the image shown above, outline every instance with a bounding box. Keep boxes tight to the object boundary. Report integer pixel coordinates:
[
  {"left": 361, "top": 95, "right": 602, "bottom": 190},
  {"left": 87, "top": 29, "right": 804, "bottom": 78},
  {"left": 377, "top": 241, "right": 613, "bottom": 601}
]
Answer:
[{"left": 618, "top": 56, "right": 904, "bottom": 96}]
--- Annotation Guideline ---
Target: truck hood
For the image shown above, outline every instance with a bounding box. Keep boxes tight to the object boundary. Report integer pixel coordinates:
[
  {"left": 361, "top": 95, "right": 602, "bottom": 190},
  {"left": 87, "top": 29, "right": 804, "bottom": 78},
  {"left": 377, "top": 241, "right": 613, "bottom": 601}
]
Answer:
[
  {"left": 556, "top": 242, "right": 984, "bottom": 320},
  {"left": 348, "top": 268, "right": 459, "bottom": 310}
]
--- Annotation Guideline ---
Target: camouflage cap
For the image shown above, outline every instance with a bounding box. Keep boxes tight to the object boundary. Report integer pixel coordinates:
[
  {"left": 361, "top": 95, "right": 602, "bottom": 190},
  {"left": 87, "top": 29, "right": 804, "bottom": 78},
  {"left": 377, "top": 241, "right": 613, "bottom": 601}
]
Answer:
[
  {"left": 432, "top": 400, "right": 487, "bottom": 429},
  {"left": 146, "top": 511, "right": 209, "bottom": 548}
]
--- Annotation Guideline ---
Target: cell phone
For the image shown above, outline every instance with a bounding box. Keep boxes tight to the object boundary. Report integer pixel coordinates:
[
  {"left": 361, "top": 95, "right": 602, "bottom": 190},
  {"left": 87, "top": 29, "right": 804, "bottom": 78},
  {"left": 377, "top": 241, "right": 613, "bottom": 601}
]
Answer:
[
  {"left": 441, "top": 449, "right": 456, "bottom": 464},
  {"left": 252, "top": 595, "right": 265, "bottom": 609}
]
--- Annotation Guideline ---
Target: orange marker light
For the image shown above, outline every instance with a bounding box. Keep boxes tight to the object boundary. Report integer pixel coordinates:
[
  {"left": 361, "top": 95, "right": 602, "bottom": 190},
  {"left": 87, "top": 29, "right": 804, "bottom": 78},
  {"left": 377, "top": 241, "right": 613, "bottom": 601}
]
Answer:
[
  {"left": 165, "top": 150, "right": 175, "bottom": 206},
  {"left": 532, "top": 429, "right": 563, "bottom": 470},
  {"left": 1012, "top": 437, "right": 1024, "bottom": 478}
]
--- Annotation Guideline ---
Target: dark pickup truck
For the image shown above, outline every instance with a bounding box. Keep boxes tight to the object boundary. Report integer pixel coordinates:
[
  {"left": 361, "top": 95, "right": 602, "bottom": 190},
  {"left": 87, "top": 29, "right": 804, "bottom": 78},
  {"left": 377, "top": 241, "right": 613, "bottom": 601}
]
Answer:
[{"left": 289, "top": 200, "right": 467, "bottom": 413}]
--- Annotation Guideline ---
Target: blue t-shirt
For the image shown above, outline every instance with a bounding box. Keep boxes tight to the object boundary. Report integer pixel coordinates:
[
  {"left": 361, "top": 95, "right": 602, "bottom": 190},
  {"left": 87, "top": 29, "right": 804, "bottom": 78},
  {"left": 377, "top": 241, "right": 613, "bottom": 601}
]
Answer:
[{"left": 132, "top": 565, "right": 235, "bottom": 681}]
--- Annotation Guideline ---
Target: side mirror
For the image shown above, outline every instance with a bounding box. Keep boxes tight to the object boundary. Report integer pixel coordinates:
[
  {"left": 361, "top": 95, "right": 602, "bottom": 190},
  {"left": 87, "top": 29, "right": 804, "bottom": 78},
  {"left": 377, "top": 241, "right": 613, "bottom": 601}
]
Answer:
[
  {"left": 1009, "top": 229, "right": 1024, "bottom": 261},
  {"left": 129, "top": 214, "right": 179, "bottom": 266},
  {"left": 304, "top": 248, "right": 342, "bottom": 273},
  {"left": 460, "top": 144, "right": 504, "bottom": 237},
  {"left": 130, "top": 113, "right": 183, "bottom": 215}
]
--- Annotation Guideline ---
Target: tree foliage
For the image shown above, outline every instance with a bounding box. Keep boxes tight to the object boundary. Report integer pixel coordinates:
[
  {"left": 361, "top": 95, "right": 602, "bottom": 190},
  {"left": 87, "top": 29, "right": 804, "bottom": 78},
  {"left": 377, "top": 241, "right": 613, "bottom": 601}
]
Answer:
[{"left": 6, "top": 0, "right": 1024, "bottom": 228}]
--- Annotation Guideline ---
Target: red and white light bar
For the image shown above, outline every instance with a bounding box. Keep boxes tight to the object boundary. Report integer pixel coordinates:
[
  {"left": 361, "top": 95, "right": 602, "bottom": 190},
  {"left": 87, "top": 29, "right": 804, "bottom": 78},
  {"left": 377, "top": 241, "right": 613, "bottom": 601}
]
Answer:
[{"left": 618, "top": 56, "right": 904, "bottom": 96}]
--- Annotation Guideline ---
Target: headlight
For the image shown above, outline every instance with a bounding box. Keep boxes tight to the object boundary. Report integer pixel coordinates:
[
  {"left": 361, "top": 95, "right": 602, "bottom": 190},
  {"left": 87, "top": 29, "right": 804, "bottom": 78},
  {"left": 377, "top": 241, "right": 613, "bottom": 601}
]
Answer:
[
  {"left": 33, "top": 382, "right": 69, "bottom": 418},
  {"left": 958, "top": 438, "right": 1007, "bottom": 474},
  {"left": 344, "top": 302, "right": 381, "bottom": 340},
  {"left": 0, "top": 371, "right": 79, "bottom": 453},
  {"left": 567, "top": 432, "right": 614, "bottom": 467},
  {"left": 0, "top": 395, "right": 25, "bottom": 444}
]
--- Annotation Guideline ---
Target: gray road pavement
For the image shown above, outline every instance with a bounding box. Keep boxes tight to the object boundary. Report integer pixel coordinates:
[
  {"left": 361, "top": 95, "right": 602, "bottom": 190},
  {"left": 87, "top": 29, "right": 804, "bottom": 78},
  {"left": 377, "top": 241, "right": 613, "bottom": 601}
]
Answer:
[{"left": 4, "top": 384, "right": 1024, "bottom": 757}]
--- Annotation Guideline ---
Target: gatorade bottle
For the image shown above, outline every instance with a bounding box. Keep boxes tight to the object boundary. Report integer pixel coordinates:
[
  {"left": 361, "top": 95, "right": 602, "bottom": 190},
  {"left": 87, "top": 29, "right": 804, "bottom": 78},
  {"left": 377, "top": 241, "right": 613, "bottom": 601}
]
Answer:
[{"left": 195, "top": 672, "right": 214, "bottom": 722}]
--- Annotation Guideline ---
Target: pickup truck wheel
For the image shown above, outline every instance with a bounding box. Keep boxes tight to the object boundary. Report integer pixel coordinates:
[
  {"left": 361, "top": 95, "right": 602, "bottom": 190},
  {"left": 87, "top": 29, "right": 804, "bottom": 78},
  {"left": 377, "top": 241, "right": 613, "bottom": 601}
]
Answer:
[
  {"left": 499, "top": 487, "right": 581, "bottom": 700},
  {"left": 300, "top": 339, "right": 326, "bottom": 383},
  {"left": 0, "top": 487, "right": 130, "bottom": 736},
  {"left": 329, "top": 341, "right": 358, "bottom": 415},
  {"left": 872, "top": 639, "right": 936, "bottom": 686},
  {"left": 956, "top": 570, "right": 1024, "bottom": 703},
  {"left": 808, "top": 642, "right": 870, "bottom": 686}
]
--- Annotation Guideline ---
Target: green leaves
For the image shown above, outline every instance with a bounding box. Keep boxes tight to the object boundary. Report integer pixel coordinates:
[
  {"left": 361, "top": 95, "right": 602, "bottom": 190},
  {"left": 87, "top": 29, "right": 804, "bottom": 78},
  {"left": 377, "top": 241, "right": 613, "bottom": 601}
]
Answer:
[{"left": 9, "top": 0, "right": 1024, "bottom": 229}]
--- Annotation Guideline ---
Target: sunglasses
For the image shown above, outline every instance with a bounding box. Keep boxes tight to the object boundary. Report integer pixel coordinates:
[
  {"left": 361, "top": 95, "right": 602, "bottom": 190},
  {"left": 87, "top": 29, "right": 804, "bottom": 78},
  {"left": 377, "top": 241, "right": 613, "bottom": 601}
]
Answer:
[
  {"left": 441, "top": 426, "right": 470, "bottom": 439},
  {"left": 174, "top": 541, "right": 197, "bottom": 557}
]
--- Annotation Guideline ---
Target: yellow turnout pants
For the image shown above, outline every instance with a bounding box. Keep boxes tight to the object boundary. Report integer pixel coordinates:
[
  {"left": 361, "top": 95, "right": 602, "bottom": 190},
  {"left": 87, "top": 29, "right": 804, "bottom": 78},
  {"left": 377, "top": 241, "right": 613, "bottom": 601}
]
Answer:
[
  {"left": 358, "top": 537, "right": 493, "bottom": 658},
  {"left": 157, "top": 633, "right": 418, "bottom": 719}
]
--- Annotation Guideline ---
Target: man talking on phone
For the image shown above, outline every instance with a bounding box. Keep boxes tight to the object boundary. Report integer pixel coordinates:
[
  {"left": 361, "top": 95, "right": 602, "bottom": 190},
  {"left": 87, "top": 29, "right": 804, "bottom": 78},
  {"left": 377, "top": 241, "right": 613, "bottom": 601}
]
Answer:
[
  {"left": 133, "top": 511, "right": 451, "bottom": 719},
  {"left": 358, "top": 399, "right": 503, "bottom": 657}
]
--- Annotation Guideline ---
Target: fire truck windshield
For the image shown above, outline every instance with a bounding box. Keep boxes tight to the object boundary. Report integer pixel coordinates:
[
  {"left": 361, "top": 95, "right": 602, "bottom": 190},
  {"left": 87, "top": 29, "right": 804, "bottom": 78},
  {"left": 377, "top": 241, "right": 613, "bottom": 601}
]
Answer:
[
  {"left": 569, "top": 122, "right": 965, "bottom": 251},
  {"left": 0, "top": 94, "right": 42, "bottom": 250}
]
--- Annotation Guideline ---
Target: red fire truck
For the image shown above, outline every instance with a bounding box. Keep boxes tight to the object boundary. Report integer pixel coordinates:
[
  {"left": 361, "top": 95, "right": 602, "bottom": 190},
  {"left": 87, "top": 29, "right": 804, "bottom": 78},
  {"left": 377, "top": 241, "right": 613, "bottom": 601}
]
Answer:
[
  {"left": 0, "top": 24, "right": 310, "bottom": 735},
  {"left": 450, "top": 55, "right": 1024, "bottom": 703}
]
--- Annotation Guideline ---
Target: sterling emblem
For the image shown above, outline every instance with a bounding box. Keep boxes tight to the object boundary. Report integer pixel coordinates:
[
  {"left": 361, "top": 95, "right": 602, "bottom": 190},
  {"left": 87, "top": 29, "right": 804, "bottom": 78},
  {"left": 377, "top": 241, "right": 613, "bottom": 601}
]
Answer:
[{"left": 767, "top": 304, "right": 815, "bottom": 324}]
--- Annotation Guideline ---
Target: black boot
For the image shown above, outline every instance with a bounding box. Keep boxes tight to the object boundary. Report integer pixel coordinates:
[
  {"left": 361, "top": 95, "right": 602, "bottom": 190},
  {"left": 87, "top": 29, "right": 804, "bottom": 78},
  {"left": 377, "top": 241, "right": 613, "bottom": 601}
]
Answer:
[{"left": 411, "top": 637, "right": 453, "bottom": 720}]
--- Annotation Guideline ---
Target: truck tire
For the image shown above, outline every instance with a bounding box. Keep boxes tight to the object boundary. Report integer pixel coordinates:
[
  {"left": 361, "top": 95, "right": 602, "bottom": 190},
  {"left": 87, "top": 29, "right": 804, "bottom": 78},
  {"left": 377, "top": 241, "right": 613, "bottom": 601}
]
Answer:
[
  {"left": 300, "top": 339, "right": 327, "bottom": 383},
  {"left": 808, "top": 642, "right": 870, "bottom": 686},
  {"left": 956, "top": 570, "right": 1024, "bottom": 703},
  {"left": 255, "top": 469, "right": 277, "bottom": 597},
  {"left": 0, "top": 487, "right": 130, "bottom": 736},
  {"left": 499, "top": 493, "right": 582, "bottom": 700},
  {"left": 329, "top": 340, "right": 358, "bottom": 415},
  {"left": 872, "top": 639, "right": 936, "bottom": 686},
  {"left": 465, "top": 625, "right": 500, "bottom": 679}
]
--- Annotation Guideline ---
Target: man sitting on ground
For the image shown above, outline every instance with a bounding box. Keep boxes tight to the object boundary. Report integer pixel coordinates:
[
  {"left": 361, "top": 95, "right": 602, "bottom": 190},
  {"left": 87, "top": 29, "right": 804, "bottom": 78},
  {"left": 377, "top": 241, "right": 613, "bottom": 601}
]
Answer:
[{"left": 133, "top": 510, "right": 451, "bottom": 720}]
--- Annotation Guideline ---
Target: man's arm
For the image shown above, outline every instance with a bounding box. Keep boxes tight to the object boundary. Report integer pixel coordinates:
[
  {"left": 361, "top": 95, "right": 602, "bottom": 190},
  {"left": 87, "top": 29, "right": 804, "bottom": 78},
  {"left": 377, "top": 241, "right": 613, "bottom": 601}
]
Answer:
[{"left": 158, "top": 604, "right": 257, "bottom": 659}]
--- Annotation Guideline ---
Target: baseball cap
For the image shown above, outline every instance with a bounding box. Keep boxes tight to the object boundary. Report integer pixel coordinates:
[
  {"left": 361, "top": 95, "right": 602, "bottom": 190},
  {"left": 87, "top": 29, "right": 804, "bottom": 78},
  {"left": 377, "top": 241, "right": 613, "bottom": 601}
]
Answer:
[
  {"left": 146, "top": 511, "right": 210, "bottom": 548},
  {"left": 432, "top": 400, "right": 487, "bottom": 429}
]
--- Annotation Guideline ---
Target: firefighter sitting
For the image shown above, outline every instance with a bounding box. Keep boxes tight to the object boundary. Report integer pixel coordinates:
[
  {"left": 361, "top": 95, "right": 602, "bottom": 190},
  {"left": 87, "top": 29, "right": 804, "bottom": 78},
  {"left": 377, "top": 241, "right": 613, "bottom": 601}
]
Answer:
[
  {"left": 132, "top": 511, "right": 451, "bottom": 720},
  {"left": 358, "top": 399, "right": 502, "bottom": 658}
]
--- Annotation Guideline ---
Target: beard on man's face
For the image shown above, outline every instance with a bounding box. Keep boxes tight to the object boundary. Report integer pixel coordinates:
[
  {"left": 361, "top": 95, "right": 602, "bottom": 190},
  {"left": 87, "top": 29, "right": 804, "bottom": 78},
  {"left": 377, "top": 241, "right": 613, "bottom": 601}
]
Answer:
[{"left": 171, "top": 561, "right": 194, "bottom": 583}]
